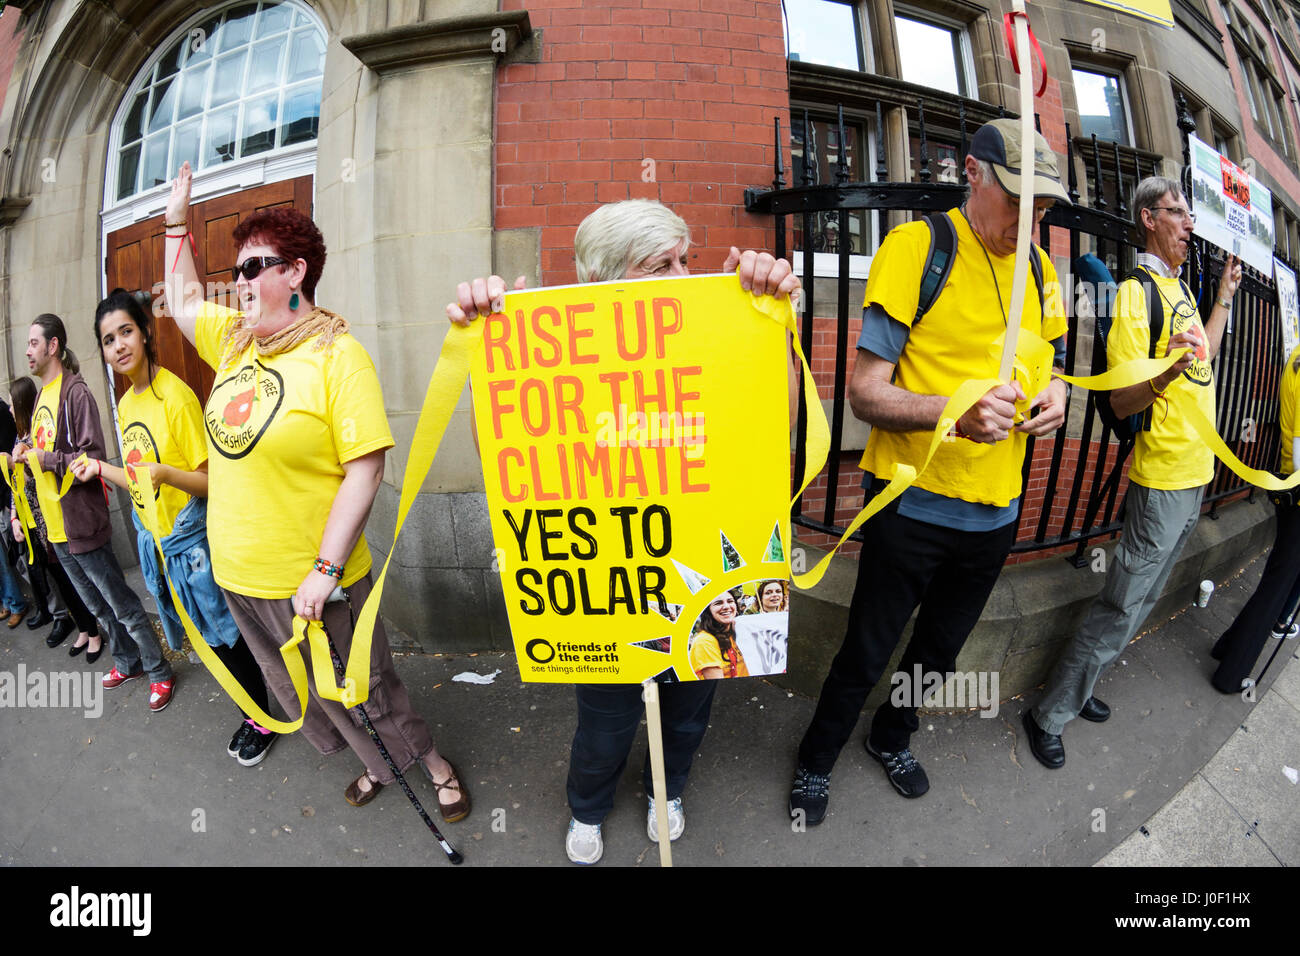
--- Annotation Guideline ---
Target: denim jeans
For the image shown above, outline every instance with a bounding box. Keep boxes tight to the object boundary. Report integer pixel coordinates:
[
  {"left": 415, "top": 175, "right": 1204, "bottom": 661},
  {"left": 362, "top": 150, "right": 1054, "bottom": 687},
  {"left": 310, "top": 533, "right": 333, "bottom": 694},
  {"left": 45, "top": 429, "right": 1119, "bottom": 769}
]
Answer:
[
  {"left": 53, "top": 541, "right": 171, "bottom": 683},
  {"left": 0, "top": 533, "right": 28, "bottom": 613},
  {"left": 567, "top": 681, "right": 718, "bottom": 825}
]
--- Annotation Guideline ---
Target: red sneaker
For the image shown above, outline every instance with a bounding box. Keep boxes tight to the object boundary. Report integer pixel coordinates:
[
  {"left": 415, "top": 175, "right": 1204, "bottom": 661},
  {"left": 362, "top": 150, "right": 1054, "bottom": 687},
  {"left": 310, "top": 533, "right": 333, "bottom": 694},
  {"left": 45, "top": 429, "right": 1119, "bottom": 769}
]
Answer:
[
  {"left": 149, "top": 679, "right": 175, "bottom": 713},
  {"left": 102, "top": 666, "right": 143, "bottom": 689}
]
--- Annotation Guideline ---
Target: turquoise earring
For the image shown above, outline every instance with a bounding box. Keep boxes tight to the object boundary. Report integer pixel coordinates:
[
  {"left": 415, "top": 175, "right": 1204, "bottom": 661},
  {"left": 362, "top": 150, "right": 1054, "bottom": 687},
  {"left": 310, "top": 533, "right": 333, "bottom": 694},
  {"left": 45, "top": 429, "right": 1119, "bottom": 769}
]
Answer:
[{"left": 289, "top": 292, "right": 300, "bottom": 310}]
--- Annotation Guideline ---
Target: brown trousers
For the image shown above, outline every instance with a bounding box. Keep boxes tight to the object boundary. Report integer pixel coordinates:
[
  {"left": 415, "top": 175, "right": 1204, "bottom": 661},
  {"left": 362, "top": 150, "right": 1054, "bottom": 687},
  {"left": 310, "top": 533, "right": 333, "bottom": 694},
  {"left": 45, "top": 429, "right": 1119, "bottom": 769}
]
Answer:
[{"left": 223, "top": 574, "right": 435, "bottom": 784}]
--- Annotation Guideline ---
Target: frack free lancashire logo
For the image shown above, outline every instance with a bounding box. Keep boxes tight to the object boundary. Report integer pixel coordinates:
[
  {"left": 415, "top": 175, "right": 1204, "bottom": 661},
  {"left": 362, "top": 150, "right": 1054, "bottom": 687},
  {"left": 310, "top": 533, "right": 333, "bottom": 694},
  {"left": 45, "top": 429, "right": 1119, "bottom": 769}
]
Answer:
[
  {"left": 1169, "top": 299, "right": 1214, "bottom": 388},
  {"left": 205, "top": 361, "right": 284, "bottom": 459},
  {"left": 32, "top": 404, "right": 55, "bottom": 452},
  {"left": 120, "top": 421, "right": 161, "bottom": 508}
]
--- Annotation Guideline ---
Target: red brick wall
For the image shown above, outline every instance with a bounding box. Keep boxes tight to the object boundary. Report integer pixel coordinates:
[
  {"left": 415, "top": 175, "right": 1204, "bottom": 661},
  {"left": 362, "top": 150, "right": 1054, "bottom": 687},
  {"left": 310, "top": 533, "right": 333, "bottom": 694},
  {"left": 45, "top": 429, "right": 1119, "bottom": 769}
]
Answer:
[
  {"left": 496, "top": 0, "right": 791, "bottom": 283},
  {"left": 0, "top": 9, "right": 24, "bottom": 107}
]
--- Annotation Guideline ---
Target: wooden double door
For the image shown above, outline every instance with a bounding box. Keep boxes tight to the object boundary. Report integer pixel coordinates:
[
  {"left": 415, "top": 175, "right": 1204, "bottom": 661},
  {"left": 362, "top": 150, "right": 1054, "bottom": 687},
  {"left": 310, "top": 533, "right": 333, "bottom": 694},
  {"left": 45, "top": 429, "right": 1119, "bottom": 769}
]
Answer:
[{"left": 103, "top": 175, "right": 314, "bottom": 402}]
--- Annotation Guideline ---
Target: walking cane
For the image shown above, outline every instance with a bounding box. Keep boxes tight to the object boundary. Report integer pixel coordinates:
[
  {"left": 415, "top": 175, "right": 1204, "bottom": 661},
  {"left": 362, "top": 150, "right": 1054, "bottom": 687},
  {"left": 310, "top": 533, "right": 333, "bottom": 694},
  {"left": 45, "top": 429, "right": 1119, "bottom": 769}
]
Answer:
[
  {"left": 318, "top": 588, "right": 464, "bottom": 864},
  {"left": 1249, "top": 573, "right": 1300, "bottom": 690}
]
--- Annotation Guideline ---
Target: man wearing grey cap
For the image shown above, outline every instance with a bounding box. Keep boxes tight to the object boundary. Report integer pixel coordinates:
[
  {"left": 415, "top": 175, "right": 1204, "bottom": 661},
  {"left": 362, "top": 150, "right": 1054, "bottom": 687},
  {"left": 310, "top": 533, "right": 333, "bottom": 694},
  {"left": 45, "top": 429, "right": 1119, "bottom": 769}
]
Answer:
[
  {"left": 1024, "top": 176, "right": 1241, "bottom": 767},
  {"left": 789, "top": 118, "right": 1070, "bottom": 824}
]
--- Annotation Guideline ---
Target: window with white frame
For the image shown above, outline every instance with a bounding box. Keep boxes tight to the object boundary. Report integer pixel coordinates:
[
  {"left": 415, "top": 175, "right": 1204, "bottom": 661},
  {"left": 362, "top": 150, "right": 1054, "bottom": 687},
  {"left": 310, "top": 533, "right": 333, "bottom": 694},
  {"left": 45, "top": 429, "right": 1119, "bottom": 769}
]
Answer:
[
  {"left": 110, "top": 0, "right": 326, "bottom": 205},
  {"left": 1072, "top": 66, "right": 1133, "bottom": 146},
  {"left": 784, "top": 0, "right": 866, "bottom": 71},
  {"left": 894, "top": 7, "right": 975, "bottom": 97}
]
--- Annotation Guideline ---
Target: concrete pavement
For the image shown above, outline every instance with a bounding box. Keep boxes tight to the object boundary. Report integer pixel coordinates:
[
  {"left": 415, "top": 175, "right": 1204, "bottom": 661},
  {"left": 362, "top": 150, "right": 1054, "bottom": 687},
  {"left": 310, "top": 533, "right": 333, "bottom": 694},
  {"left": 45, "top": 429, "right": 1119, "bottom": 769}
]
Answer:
[{"left": 0, "top": 552, "right": 1295, "bottom": 867}]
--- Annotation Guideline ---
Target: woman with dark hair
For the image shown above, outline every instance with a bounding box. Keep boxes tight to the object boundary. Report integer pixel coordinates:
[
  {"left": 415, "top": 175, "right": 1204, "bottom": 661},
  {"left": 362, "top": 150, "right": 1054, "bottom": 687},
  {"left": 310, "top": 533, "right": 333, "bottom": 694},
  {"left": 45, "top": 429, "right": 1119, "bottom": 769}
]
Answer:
[
  {"left": 1210, "top": 343, "right": 1300, "bottom": 691},
  {"left": 16, "top": 312, "right": 172, "bottom": 705},
  {"left": 68, "top": 291, "right": 276, "bottom": 763},
  {"left": 753, "top": 579, "right": 788, "bottom": 614},
  {"left": 160, "top": 161, "right": 469, "bottom": 816},
  {"left": 689, "top": 590, "right": 749, "bottom": 680},
  {"left": 5, "top": 376, "right": 100, "bottom": 657}
]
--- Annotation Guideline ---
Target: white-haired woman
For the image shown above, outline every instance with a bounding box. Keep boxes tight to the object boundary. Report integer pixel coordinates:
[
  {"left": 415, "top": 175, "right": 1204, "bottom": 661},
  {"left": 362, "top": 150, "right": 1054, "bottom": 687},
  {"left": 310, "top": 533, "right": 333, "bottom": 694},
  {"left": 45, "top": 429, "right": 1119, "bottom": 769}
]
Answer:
[{"left": 448, "top": 198, "right": 798, "bottom": 864}]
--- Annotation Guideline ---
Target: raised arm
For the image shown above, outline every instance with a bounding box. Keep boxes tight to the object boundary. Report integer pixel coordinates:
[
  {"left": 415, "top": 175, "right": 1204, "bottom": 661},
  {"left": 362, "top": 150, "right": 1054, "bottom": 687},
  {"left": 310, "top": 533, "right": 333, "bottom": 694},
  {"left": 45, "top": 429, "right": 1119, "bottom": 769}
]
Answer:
[{"left": 162, "top": 162, "right": 203, "bottom": 345}]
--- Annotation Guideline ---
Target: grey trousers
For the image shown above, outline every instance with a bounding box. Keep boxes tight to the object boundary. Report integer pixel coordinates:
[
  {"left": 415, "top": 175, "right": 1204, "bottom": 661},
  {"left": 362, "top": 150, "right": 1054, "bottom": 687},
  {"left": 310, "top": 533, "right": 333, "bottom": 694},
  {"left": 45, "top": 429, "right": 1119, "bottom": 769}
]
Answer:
[
  {"left": 222, "top": 574, "right": 436, "bottom": 784},
  {"left": 1034, "top": 483, "right": 1203, "bottom": 735},
  {"left": 53, "top": 540, "right": 172, "bottom": 683}
]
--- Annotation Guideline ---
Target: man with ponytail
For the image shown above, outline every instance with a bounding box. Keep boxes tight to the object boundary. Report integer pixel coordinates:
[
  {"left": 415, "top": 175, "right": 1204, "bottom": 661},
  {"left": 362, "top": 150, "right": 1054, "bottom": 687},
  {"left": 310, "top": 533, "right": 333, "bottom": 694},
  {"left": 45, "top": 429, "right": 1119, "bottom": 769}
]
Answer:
[{"left": 17, "top": 314, "right": 175, "bottom": 710}]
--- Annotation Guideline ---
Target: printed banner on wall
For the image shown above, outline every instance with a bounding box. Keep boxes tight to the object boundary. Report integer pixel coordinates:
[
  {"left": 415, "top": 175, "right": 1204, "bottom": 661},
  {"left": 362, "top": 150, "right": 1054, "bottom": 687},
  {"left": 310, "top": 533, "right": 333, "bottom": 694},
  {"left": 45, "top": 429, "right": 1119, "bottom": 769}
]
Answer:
[
  {"left": 1073, "top": 0, "right": 1173, "bottom": 27},
  {"left": 1276, "top": 257, "right": 1300, "bottom": 361},
  {"left": 1188, "top": 134, "right": 1276, "bottom": 274},
  {"left": 472, "top": 274, "right": 792, "bottom": 684}
]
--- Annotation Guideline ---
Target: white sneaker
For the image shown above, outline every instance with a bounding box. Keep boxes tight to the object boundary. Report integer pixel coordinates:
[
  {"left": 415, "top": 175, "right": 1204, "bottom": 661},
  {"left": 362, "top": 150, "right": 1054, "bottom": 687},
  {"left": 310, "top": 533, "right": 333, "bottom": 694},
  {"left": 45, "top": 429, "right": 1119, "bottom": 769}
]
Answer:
[
  {"left": 566, "top": 818, "right": 603, "bottom": 864},
  {"left": 646, "top": 797, "right": 685, "bottom": 843}
]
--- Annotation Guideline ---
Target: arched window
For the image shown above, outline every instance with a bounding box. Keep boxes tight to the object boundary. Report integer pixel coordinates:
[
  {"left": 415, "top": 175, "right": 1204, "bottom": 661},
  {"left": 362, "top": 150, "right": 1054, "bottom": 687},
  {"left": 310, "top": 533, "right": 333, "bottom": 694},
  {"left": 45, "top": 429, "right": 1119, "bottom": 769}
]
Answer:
[{"left": 109, "top": 0, "right": 325, "bottom": 205}]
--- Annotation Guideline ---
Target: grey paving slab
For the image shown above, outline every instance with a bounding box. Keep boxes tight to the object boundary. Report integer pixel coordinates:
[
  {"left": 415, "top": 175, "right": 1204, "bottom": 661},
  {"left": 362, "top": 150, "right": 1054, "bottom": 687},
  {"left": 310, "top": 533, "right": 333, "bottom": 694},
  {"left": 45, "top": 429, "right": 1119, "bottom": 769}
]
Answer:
[
  {"left": 1199, "top": 690, "right": 1300, "bottom": 867},
  {"left": 1097, "top": 774, "right": 1280, "bottom": 867}
]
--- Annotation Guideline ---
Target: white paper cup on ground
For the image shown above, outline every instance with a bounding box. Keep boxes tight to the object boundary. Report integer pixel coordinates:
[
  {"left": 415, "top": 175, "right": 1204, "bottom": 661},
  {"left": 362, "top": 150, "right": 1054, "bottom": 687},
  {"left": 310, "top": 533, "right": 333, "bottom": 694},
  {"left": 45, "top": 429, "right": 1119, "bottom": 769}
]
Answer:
[{"left": 1197, "top": 580, "right": 1214, "bottom": 608}]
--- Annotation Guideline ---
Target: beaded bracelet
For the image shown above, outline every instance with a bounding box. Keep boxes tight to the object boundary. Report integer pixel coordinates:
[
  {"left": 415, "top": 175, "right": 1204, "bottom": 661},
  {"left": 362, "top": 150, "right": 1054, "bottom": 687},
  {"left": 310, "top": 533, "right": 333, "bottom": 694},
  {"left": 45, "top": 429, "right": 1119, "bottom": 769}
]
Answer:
[{"left": 314, "top": 557, "right": 344, "bottom": 579}]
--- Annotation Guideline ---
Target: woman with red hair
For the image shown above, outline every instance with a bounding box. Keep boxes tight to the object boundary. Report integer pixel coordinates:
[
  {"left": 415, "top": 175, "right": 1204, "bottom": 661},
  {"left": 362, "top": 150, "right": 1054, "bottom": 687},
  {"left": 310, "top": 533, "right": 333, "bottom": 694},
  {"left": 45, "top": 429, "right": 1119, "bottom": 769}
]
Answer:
[{"left": 160, "top": 162, "right": 468, "bottom": 819}]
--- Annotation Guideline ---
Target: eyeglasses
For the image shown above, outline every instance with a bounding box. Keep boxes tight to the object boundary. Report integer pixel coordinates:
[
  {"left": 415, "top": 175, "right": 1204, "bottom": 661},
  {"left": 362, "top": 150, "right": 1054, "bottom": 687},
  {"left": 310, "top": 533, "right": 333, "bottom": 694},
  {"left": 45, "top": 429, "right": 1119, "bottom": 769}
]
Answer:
[
  {"left": 230, "top": 256, "right": 288, "bottom": 282},
  {"left": 1152, "top": 206, "right": 1197, "bottom": 224}
]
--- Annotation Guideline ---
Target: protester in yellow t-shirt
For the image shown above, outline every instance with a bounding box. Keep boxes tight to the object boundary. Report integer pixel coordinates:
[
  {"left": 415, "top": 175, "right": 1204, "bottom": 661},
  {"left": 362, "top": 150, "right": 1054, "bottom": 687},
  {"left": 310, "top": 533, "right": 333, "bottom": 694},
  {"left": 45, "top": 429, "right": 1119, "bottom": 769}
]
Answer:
[
  {"left": 1208, "top": 343, "right": 1300, "bottom": 691},
  {"left": 4, "top": 375, "right": 101, "bottom": 656},
  {"left": 689, "top": 590, "right": 750, "bottom": 679},
  {"left": 70, "top": 291, "right": 276, "bottom": 765},
  {"left": 793, "top": 119, "right": 1072, "bottom": 822},
  {"left": 1028, "top": 177, "right": 1242, "bottom": 766},
  {"left": 16, "top": 313, "right": 175, "bottom": 705},
  {"left": 160, "top": 160, "right": 469, "bottom": 819}
]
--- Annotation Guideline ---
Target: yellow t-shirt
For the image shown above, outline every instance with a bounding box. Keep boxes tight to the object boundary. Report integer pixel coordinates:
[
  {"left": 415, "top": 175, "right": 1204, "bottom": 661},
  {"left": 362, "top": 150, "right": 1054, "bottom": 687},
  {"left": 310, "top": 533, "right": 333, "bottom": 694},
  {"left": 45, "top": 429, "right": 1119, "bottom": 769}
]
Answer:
[
  {"left": 1109, "top": 273, "right": 1216, "bottom": 490},
  {"left": 194, "top": 303, "right": 394, "bottom": 598},
  {"left": 858, "top": 209, "right": 1068, "bottom": 506},
  {"left": 32, "top": 373, "right": 67, "bottom": 544},
  {"left": 1280, "top": 345, "right": 1300, "bottom": 477},
  {"left": 116, "top": 368, "right": 208, "bottom": 539},
  {"left": 688, "top": 631, "right": 749, "bottom": 679}
]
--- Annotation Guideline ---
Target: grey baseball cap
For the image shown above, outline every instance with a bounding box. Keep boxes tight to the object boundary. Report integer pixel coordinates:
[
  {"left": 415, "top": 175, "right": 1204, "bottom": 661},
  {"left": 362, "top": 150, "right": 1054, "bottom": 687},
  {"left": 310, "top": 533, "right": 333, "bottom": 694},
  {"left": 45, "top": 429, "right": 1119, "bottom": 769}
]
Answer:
[{"left": 969, "top": 118, "right": 1069, "bottom": 202}]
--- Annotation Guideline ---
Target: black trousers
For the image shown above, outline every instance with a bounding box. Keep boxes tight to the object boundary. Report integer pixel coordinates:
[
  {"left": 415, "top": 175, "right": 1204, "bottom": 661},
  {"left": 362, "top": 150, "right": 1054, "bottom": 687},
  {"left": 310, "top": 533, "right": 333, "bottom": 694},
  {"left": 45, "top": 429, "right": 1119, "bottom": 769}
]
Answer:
[
  {"left": 209, "top": 636, "right": 272, "bottom": 722},
  {"left": 798, "top": 494, "right": 1015, "bottom": 772},
  {"left": 1212, "top": 502, "right": 1300, "bottom": 691},
  {"left": 567, "top": 681, "right": 718, "bottom": 825}
]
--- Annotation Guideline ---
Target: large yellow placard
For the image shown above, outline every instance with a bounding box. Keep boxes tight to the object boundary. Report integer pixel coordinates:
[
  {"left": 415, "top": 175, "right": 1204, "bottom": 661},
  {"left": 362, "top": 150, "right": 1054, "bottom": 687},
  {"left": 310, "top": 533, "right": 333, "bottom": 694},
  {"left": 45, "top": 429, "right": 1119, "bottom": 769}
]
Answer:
[
  {"left": 473, "top": 274, "right": 792, "bottom": 683},
  {"left": 1074, "top": 0, "right": 1173, "bottom": 27}
]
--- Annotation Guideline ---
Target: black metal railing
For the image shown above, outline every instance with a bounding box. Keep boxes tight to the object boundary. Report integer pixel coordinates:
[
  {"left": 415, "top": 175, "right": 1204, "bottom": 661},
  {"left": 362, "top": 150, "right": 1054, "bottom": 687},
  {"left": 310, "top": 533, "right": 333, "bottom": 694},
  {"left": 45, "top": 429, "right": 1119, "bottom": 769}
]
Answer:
[{"left": 745, "top": 91, "right": 1288, "bottom": 563}]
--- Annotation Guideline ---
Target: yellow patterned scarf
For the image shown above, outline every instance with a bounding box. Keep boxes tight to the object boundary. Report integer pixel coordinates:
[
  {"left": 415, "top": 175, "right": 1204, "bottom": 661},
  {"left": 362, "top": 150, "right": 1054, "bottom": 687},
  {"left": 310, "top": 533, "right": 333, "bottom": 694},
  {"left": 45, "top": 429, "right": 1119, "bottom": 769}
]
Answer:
[{"left": 219, "top": 306, "right": 350, "bottom": 369}]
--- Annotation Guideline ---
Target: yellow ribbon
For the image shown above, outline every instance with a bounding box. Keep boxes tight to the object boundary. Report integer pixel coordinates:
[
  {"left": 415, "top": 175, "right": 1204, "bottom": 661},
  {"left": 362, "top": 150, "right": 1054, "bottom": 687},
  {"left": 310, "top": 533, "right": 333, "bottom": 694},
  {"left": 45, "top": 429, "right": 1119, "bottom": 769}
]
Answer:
[
  {"left": 131, "top": 463, "right": 310, "bottom": 733},
  {"left": 0, "top": 458, "right": 37, "bottom": 565},
  {"left": 127, "top": 321, "right": 486, "bottom": 726},
  {"left": 27, "top": 452, "right": 82, "bottom": 502}
]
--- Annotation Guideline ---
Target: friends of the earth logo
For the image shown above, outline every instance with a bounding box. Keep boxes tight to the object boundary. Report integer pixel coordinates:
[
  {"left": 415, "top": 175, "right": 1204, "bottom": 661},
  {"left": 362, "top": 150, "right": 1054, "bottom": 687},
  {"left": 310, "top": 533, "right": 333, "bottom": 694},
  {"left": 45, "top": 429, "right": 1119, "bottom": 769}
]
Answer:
[
  {"left": 1169, "top": 299, "right": 1214, "bottom": 388},
  {"left": 204, "top": 361, "right": 284, "bottom": 459}
]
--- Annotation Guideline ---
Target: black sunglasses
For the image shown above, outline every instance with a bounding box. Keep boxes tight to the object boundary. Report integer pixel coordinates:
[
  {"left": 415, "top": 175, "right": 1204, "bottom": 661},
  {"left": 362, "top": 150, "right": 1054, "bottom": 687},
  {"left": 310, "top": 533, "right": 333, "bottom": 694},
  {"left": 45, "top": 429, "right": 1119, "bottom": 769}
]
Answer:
[{"left": 230, "top": 256, "right": 288, "bottom": 282}]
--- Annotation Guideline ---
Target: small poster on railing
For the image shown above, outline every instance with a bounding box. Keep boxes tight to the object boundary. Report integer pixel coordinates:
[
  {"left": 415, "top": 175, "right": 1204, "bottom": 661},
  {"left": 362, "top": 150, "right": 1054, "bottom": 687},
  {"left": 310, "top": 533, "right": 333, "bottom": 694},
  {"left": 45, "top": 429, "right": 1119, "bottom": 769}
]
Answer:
[
  {"left": 1188, "top": 134, "right": 1275, "bottom": 274},
  {"left": 1275, "top": 257, "right": 1300, "bottom": 361}
]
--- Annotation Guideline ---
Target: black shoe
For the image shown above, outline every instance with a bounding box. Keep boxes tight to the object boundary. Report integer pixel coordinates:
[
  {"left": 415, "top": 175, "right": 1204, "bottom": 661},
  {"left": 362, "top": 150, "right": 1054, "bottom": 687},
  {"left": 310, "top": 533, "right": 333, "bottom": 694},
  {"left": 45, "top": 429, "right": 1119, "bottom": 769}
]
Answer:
[
  {"left": 864, "top": 740, "right": 930, "bottom": 798},
  {"left": 1079, "top": 696, "right": 1110, "bottom": 723},
  {"left": 227, "top": 721, "right": 255, "bottom": 757},
  {"left": 788, "top": 766, "right": 831, "bottom": 825},
  {"left": 45, "top": 617, "right": 75, "bottom": 648},
  {"left": 25, "top": 608, "right": 53, "bottom": 630},
  {"left": 1023, "top": 711, "right": 1065, "bottom": 768},
  {"left": 85, "top": 641, "right": 103, "bottom": 665},
  {"left": 237, "top": 727, "right": 277, "bottom": 767}
]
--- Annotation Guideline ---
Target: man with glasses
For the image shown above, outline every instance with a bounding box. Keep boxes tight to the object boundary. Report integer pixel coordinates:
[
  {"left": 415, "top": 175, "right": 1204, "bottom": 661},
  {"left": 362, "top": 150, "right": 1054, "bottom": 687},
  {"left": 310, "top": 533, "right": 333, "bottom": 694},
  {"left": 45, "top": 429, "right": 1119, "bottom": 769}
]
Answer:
[{"left": 1024, "top": 176, "right": 1242, "bottom": 768}]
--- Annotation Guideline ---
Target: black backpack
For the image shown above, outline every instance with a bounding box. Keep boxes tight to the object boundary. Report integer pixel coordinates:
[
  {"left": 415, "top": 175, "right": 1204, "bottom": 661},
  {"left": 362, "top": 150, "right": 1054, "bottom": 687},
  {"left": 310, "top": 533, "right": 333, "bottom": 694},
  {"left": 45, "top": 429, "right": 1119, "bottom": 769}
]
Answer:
[
  {"left": 1093, "top": 266, "right": 1167, "bottom": 442},
  {"left": 915, "top": 212, "right": 1045, "bottom": 324}
]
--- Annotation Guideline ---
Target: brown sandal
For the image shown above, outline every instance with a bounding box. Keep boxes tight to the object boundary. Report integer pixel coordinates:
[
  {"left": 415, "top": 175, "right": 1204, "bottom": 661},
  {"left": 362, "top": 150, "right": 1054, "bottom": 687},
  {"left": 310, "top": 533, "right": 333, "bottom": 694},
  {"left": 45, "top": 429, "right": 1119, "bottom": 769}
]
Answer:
[
  {"left": 344, "top": 771, "right": 384, "bottom": 807},
  {"left": 424, "top": 760, "right": 470, "bottom": 822}
]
